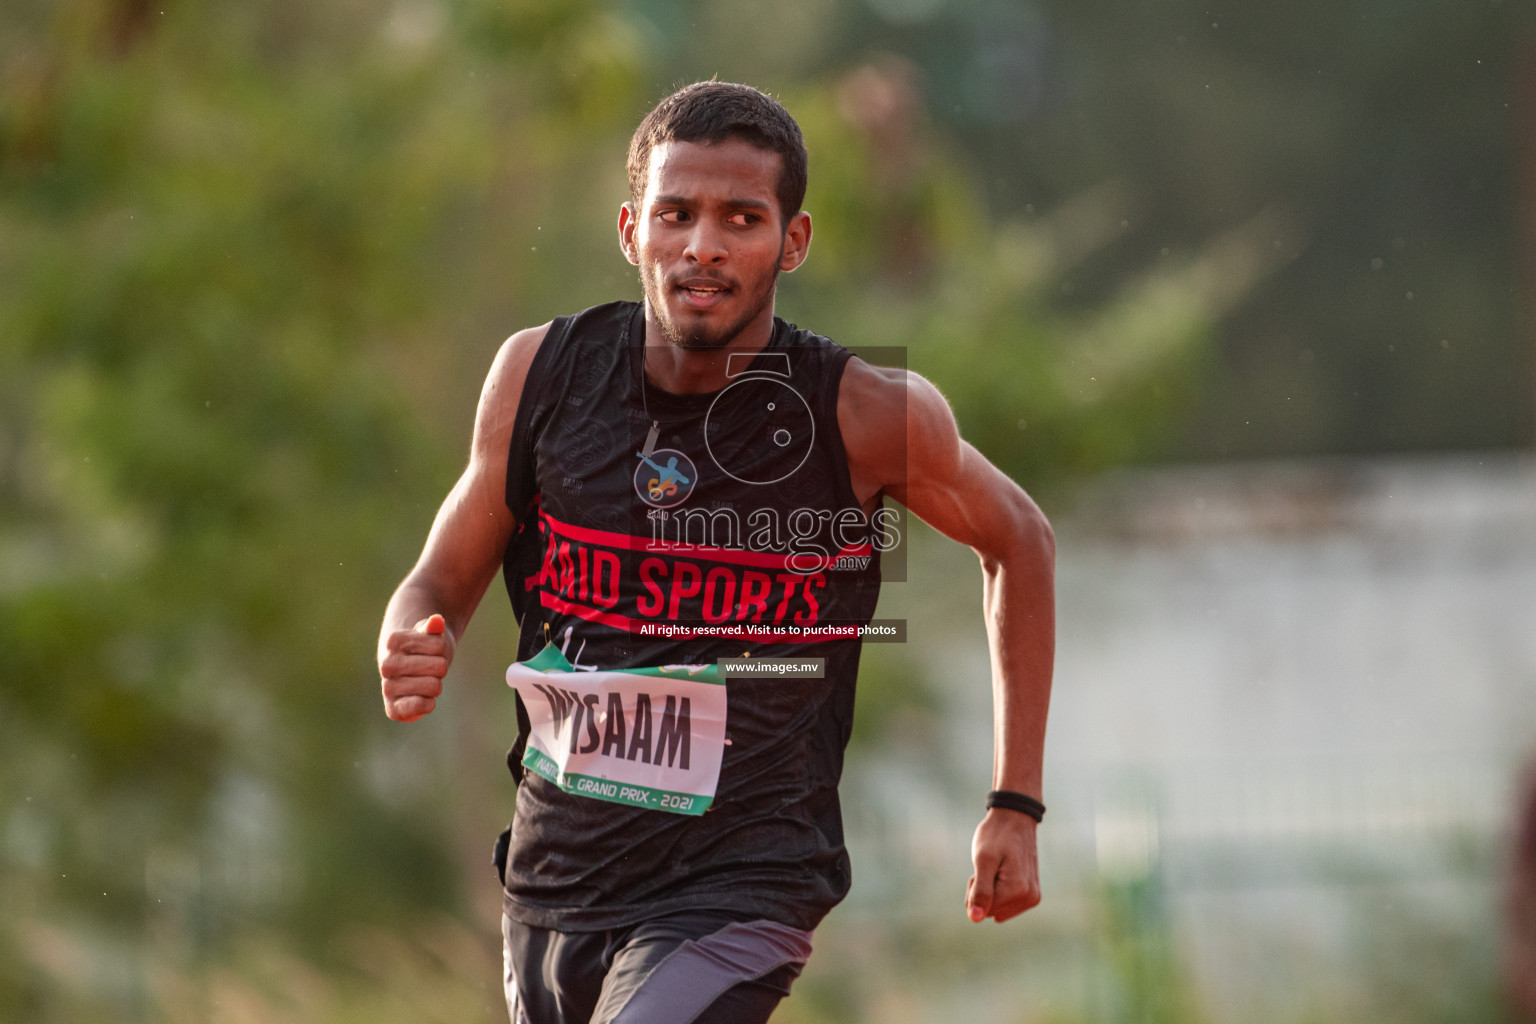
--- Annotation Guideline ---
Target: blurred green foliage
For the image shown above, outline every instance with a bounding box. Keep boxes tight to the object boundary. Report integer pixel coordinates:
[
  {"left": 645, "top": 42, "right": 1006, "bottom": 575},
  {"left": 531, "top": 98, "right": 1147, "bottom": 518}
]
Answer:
[{"left": 0, "top": 0, "right": 1526, "bottom": 1020}]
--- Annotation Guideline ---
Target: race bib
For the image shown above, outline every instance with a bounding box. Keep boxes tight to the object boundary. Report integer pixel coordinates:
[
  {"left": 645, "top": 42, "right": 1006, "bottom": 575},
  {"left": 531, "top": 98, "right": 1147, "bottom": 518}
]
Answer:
[{"left": 505, "top": 645, "right": 727, "bottom": 816}]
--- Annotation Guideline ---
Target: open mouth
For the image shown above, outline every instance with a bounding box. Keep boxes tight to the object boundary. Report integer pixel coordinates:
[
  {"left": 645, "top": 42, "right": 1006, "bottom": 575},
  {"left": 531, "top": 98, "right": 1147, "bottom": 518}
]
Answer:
[{"left": 674, "top": 278, "right": 732, "bottom": 309}]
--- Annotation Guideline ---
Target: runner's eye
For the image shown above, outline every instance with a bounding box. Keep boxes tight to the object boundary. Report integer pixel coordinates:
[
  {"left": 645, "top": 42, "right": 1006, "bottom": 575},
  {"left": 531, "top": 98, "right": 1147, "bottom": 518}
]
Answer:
[
  {"left": 658, "top": 209, "right": 689, "bottom": 223},
  {"left": 727, "top": 212, "right": 761, "bottom": 227}
]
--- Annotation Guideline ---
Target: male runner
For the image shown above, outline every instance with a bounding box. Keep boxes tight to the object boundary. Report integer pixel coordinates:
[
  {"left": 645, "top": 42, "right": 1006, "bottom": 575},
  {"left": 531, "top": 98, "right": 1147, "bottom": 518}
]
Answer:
[{"left": 377, "top": 82, "right": 1055, "bottom": 1024}]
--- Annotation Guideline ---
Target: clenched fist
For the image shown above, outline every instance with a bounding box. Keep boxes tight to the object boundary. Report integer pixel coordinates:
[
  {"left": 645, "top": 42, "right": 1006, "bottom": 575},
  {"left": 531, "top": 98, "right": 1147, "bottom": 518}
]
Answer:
[
  {"left": 966, "top": 808, "right": 1042, "bottom": 923},
  {"left": 379, "top": 614, "right": 454, "bottom": 722}
]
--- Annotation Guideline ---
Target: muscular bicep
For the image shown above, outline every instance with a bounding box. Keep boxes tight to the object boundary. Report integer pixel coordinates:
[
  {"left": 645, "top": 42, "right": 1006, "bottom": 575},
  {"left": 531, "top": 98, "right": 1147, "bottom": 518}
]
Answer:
[
  {"left": 874, "top": 371, "right": 1045, "bottom": 558},
  {"left": 906, "top": 438, "right": 1047, "bottom": 560},
  {"left": 842, "top": 361, "right": 1048, "bottom": 556}
]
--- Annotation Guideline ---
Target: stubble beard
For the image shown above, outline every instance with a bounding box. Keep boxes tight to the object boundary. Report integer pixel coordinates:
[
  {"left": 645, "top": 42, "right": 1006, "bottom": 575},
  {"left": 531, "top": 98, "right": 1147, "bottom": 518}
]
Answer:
[{"left": 639, "top": 252, "right": 783, "bottom": 351}]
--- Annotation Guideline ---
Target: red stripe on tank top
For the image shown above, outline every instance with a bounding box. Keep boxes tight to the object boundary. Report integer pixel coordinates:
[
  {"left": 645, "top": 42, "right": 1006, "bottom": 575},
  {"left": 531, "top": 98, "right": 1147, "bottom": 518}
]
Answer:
[
  {"left": 541, "top": 510, "right": 872, "bottom": 570},
  {"left": 537, "top": 591, "right": 855, "bottom": 643}
]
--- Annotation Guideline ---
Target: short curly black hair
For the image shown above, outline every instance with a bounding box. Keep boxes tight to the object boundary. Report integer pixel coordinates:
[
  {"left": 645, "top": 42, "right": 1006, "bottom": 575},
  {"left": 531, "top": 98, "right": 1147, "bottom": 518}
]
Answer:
[{"left": 627, "top": 81, "right": 808, "bottom": 226}]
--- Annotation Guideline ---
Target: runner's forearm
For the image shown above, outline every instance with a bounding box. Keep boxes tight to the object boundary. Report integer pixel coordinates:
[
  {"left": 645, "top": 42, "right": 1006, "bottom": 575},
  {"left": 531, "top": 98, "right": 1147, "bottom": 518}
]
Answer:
[{"left": 979, "top": 510, "right": 1055, "bottom": 799}]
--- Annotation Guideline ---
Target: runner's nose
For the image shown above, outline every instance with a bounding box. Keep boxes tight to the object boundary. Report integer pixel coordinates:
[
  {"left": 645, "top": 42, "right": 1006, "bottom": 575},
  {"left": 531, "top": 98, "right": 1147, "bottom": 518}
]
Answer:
[{"left": 683, "top": 220, "right": 728, "bottom": 265}]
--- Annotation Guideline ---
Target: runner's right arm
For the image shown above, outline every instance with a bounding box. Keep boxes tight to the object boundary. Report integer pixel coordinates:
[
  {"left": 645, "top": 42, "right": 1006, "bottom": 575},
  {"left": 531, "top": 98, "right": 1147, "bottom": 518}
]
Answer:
[{"left": 377, "top": 324, "right": 549, "bottom": 722}]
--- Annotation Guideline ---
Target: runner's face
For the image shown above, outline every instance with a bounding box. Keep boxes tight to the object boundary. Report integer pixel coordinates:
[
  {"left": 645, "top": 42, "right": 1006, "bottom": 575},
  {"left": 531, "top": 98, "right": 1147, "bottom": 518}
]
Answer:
[{"left": 620, "top": 139, "right": 810, "bottom": 350}]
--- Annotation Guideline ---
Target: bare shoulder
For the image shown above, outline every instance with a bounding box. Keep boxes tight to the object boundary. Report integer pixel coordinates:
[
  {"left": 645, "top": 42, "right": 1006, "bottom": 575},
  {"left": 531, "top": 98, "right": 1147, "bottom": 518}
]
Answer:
[
  {"left": 838, "top": 357, "right": 959, "bottom": 504},
  {"left": 470, "top": 322, "right": 552, "bottom": 462}
]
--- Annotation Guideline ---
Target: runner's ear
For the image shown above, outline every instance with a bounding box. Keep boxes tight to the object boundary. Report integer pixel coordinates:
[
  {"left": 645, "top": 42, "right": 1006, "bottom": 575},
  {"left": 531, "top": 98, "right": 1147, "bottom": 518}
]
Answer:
[
  {"left": 618, "top": 203, "right": 641, "bottom": 265},
  {"left": 779, "top": 211, "right": 812, "bottom": 273}
]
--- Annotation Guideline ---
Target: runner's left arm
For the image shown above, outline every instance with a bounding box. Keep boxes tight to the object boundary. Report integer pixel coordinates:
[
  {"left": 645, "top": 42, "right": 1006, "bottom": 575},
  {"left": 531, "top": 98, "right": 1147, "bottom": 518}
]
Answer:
[
  {"left": 840, "top": 360, "right": 1056, "bottom": 923},
  {"left": 377, "top": 324, "right": 547, "bottom": 722}
]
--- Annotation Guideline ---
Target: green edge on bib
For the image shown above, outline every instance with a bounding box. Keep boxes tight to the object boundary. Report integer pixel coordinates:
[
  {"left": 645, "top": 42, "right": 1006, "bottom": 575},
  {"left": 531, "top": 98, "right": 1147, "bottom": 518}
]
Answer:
[
  {"left": 522, "top": 643, "right": 575, "bottom": 673},
  {"left": 518, "top": 643, "right": 722, "bottom": 684},
  {"left": 522, "top": 747, "right": 713, "bottom": 816}
]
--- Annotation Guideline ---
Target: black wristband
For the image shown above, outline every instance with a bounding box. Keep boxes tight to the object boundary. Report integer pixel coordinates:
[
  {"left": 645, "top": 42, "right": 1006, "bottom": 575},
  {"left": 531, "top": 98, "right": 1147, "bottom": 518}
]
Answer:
[{"left": 986, "top": 790, "right": 1045, "bottom": 822}]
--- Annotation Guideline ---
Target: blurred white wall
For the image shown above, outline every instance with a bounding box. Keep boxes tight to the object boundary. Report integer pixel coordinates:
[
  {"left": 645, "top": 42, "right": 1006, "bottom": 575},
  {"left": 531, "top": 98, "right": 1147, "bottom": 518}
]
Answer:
[{"left": 820, "top": 453, "right": 1536, "bottom": 1023}]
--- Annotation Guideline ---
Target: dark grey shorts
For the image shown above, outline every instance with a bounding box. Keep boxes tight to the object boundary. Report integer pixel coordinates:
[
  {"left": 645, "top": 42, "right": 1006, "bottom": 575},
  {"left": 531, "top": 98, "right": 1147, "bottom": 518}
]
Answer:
[{"left": 501, "top": 910, "right": 813, "bottom": 1024}]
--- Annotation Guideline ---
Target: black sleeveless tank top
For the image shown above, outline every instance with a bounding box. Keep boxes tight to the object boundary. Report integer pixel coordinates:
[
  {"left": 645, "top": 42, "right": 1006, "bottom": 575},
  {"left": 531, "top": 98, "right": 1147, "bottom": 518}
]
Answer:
[{"left": 498, "top": 301, "right": 883, "bottom": 931}]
